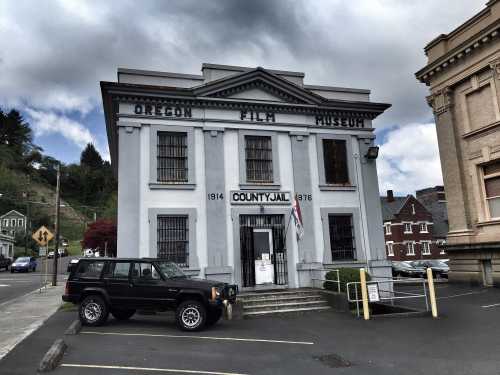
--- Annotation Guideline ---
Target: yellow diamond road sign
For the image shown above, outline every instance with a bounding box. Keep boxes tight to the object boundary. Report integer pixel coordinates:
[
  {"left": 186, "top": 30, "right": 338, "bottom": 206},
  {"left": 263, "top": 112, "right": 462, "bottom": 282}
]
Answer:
[{"left": 32, "top": 226, "right": 54, "bottom": 246}]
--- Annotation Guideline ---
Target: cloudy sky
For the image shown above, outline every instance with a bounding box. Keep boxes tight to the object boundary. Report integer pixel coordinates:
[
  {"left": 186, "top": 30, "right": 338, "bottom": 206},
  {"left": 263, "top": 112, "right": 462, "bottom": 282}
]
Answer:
[{"left": 0, "top": 0, "right": 486, "bottom": 194}]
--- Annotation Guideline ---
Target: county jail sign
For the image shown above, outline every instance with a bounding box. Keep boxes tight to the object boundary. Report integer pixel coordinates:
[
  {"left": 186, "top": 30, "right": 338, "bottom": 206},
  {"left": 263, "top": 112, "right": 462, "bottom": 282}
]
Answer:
[{"left": 230, "top": 190, "right": 291, "bottom": 205}]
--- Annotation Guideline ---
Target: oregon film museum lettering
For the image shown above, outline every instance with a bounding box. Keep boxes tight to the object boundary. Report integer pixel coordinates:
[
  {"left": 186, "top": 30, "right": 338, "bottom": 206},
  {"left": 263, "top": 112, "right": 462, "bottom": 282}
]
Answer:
[
  {"left": 104, "top": 63, "right": 392, "bottom": 289},
  {"left": 132, "top": 103, "right": 365, "bottom": 128}
]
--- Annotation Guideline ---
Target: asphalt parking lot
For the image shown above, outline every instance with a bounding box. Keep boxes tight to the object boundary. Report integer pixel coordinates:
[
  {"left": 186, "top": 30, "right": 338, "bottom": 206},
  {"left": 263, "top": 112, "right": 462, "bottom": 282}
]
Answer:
[
  {"left": 46, "top": 284, "right": 500, "bottom": 375},
  {"left": 2, "top": 283, "right": 500, "bottom": 375}
]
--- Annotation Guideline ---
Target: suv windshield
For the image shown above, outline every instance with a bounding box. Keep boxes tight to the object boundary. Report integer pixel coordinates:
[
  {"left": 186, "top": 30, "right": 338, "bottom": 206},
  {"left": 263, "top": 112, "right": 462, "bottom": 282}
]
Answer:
[
  {"left": 155, "top": 262, "right": 187, "bottom": 279},
  {"left": 16, "top": 257, "right": 29, "bottom": 262}
]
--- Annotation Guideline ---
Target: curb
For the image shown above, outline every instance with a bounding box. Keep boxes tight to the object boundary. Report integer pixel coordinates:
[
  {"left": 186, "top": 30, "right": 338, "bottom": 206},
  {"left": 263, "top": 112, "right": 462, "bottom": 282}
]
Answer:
[
  {"left": 64, "top": 320, "right": 81, "bottom": 335},
  {"left": 38, "top": 338, "right": 67, "bottom": 372}
]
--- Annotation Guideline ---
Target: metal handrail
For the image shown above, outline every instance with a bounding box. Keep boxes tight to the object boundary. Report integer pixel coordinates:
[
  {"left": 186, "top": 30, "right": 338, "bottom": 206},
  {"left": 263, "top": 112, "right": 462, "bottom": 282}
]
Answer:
[
  {"left": 311, "top": 269, "right": 340, "bottom": 293},
  {"left": 346, "top": 277, "right": 430, "bottom": 318}
]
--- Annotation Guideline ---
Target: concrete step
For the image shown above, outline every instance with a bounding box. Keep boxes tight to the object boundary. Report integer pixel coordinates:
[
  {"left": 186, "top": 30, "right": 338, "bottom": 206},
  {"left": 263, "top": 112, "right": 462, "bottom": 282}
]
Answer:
[
  {"left": 238, "top": 289, "right": 321, "bottom": 301},
  {"left": 244, "top": 305, "right": 331, "bottom": 317},
  {"left": 242, "top": 295, "right": 324, "bottom": 307},
  {"left": 244, "top": 300, "right": 329, "bottom": 313}
]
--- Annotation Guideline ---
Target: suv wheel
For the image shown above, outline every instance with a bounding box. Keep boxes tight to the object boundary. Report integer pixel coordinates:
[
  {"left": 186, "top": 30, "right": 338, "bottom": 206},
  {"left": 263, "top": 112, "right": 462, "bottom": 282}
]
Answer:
[
  {"left": 111, "top": 308, "right": 136, "bottom": 321},
  {"left": 176, "top": 300, "right": 206, "bottom": 331},
  {"left": 206, "top": 308, "right": 222, "bottom": 327},
  {"left": 79, "top": 295, "right": 109, "bottom": 326}
]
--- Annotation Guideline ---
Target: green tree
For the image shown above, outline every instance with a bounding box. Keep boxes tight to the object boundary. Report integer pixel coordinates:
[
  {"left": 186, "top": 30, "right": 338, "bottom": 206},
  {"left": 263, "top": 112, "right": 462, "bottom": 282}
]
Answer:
[{"left": 80, "top": 143, "right": 103, "bottom": 169}]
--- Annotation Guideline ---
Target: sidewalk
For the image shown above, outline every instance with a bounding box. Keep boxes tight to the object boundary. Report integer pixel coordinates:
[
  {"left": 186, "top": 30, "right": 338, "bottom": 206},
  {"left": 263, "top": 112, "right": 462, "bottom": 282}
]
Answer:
[{"left": 0, "top": 284, "right": 64, "bottom": 360}]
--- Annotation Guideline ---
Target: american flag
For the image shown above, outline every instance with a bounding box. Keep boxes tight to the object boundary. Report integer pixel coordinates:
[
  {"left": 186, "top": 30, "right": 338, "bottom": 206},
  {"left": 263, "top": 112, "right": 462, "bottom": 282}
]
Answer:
[{"left": 292, "top": 195, "right": 304, "bottom": 240}]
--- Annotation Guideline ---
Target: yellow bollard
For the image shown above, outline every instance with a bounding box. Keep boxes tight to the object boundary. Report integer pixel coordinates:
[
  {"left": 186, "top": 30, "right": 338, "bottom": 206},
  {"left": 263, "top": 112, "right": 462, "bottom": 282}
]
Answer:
[
  {"left": 427, "top": 268, "right": 438, "bottom": 318},
  {"left": 360, "top": 268, "right": 370, "bottom": 320}
]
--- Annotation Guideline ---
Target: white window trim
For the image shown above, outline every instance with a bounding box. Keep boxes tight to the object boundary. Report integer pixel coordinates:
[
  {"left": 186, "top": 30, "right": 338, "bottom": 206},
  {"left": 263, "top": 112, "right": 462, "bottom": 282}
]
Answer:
[
  {"left": 405, "top": 241, "right": 415, "bottom": 256},
  {"left": 421, "top": 241, "right": 431, "bottom": 255},
  {"left": 386, "top": 241, "right": 394, "bottom": 257},
  {"left": 384, "top": 222, "right": 392, "bottom": 235},
  {"left": 419, "top": 222, "right": 428, "bottom": 233},
  {"left": 403, "top": 222, "right": 413, "bottom": 234}
]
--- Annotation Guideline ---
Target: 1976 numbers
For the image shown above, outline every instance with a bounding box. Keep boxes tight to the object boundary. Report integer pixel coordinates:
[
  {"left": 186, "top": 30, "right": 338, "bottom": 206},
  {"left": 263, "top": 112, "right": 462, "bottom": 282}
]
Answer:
[{"left": 296, "top": 194, "right": 312, "bottom": 201}]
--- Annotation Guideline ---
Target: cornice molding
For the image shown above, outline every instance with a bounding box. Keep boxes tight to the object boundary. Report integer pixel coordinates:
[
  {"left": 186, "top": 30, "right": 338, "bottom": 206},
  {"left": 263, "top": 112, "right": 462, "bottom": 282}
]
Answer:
[{"left": 416, "top": 20, "right": 500, "bottom": 85}]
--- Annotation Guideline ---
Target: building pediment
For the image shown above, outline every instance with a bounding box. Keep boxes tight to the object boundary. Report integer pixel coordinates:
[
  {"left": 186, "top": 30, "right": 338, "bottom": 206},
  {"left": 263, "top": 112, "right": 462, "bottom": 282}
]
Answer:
[{"left": 193, "top": 68, "right": 323, "bottom": 105}]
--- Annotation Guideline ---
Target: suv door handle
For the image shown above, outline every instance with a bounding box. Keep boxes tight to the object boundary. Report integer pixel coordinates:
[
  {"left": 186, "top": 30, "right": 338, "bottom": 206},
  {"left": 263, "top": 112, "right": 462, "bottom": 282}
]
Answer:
[{"left": 129, "top": 283, "right": 134, "bottom": 287}]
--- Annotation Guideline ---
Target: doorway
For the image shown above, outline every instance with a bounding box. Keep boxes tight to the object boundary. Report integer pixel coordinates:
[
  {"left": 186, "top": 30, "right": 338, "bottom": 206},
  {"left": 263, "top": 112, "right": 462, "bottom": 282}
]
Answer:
[{"left": 240, "top": 215, "right": 288, "bottom": 287}]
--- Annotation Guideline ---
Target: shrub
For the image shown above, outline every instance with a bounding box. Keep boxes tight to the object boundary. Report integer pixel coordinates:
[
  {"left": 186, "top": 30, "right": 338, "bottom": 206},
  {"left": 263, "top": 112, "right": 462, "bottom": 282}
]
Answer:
[{"left": 324, "top": 267, "right": 371, "bottom": 293}]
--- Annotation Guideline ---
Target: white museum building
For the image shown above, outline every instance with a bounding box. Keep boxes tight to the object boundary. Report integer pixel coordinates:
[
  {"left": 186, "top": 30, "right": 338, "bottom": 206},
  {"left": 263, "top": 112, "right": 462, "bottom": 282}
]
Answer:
[{"left": 101, "top": 63, "right": 392, "bottom": 289}]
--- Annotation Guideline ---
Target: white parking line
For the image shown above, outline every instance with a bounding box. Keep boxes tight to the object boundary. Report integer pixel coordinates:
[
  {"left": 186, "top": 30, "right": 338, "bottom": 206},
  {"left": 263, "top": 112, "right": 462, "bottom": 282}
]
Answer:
[
  {"left": 0, "top": 284, "right": 10, "bottom": 287},
  {"left": 61, "top": 363, "right": 248, "bottom": 375},
  {"left": 481, "top": 302, "right": 500, "bottom": 308},
  {"left": 82, "top": 331, "right": 314, "bottom": 345},
  {"left": 436, "top": 290, "right": 487, "bottom": 300}
]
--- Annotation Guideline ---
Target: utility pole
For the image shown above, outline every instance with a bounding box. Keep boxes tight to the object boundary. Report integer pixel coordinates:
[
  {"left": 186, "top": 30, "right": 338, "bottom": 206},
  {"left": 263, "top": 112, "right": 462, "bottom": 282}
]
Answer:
[{"left": 52, "top": 164, "right": 61, "bottom": 287}]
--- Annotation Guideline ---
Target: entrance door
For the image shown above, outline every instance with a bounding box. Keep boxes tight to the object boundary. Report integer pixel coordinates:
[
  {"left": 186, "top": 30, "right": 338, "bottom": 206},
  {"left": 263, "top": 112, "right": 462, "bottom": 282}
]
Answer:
[
  {"left": 253, "top": 229, "right": 274, "bottom": 285},
  {"left": 240, "top": 215, "right": 288, "bottom": 287}
]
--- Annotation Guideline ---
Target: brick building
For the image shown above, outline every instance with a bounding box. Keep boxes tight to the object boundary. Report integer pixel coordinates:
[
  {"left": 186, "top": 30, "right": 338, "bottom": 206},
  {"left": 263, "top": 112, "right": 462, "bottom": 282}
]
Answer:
[
  {"left": 381, "top": 190, "right": 441, "bottom": 261},
  {"left": 416, "top": 186, "right": 449, "bottom": 250}
]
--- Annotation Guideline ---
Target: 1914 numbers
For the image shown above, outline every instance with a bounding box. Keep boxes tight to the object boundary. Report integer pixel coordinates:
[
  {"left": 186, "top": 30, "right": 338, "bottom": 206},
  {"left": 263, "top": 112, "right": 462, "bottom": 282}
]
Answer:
[{"left": 208, "top": 193, "right": 224, "bottom": 200}]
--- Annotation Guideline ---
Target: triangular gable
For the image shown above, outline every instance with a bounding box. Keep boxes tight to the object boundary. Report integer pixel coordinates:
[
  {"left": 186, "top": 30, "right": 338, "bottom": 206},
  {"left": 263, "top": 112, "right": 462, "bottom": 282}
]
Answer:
[
  {"left": 193, "top": 67, "right": 324, "bottom": 105},
  {"left": 397, "top": 195, "right": 432, "bottom": 217},
  {"left": 0, "top": 210, "right": 25, "bottom": 219}
]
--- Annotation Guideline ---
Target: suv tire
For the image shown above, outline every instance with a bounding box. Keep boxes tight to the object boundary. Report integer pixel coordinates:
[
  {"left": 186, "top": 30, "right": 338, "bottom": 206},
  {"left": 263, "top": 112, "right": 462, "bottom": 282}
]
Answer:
[
  {"left": 111, "top": 308, "right": 136, "bottom": 321},
  {"left": 79, "top": 295, "right": 109, "bottom": 326},
  {"left": 176, "top": 300, "right": 206, "bottom": 331},
  {"left": 206, "top": 308, "right": 222, "bottom": 327}
]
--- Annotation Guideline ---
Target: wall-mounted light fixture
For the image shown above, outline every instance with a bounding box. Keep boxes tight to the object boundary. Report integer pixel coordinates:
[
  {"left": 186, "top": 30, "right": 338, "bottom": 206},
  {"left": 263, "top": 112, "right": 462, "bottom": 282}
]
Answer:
[{"left": 365, "top": 146, "right": 379, "bottom": 160}]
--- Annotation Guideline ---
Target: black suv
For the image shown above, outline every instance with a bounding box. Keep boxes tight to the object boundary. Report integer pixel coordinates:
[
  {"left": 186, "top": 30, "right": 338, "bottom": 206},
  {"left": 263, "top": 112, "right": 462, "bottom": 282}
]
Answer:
[{"left": 63, "top": 258, "right": 237, "bottom": 331}]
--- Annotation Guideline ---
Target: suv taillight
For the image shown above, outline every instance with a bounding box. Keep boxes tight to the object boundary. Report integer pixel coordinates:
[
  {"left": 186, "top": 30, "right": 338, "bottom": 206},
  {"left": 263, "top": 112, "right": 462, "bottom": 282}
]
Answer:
[{"left": 64, "top": 280, "right": 69, "bottom": 295}]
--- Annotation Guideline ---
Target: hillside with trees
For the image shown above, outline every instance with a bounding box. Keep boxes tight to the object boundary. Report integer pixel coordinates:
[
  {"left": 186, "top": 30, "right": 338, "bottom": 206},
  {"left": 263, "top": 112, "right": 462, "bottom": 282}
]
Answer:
[{"left": 0, "top": 108, "right": 117, "bottom": 253}]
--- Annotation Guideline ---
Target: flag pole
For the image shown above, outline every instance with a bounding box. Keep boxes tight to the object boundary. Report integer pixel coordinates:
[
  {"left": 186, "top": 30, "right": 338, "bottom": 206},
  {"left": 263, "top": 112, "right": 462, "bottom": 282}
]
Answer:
[{"left": 282, "top": 206, "right": 294, "bottom": 246}]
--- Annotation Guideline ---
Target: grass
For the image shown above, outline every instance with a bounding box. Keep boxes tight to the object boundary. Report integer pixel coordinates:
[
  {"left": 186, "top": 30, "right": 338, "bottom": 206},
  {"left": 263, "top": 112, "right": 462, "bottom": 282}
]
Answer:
[
  {"left": 60, "top": 302, "right": 78, "bottom": 312},
  {"left": 66, "top": 240, "right": 82, "bottom": 256}
]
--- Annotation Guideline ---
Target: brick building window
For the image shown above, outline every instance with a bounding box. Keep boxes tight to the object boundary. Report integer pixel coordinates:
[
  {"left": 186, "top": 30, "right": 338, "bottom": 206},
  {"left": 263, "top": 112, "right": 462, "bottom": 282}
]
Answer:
[
  {"left": 404, "top": 223, "right": 412, "bottom": 233},
  {"left": 328, "top": 215, "right": 355, "bottom": 260},
  {"left": 483, "top": 161, "right": 500, "bottom": 219},
  {"left": 245, "top": 135, "right": 273, "bottom": 183},
  {"left": 157, "top": 215, "right": 189, "bottom": 267},
  {"left": 419, "top": 223, "right": 428, "bottom": 233},
  {"left": 323, "top": 139, "right": 349, "bottom": 184},
  {"left": 157, "top": 132, "right": 188, "bottom": 183},
  {"left": 384, "top": 223, "right": 391, "bottom": 235},
  {"left": 386, "top": 242, "right": 394, "bottom": 256},
  {"left": 421, "top": 241, "right": 431, "bottom": 255},
  {"left": 406, "top": 241, "right": 415, "bottom": 256}
]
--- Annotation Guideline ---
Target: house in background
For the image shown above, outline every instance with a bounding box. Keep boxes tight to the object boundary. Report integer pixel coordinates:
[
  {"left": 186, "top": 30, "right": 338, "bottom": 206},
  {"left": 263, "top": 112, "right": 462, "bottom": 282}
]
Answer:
[
  {"left": 381, "top": 190, "right": 441, "bottom": 261},
  {"left": 0, "top": 230, "right": 15, "bottom": 259},
  {"left": 416, "top": 186, "right": 449, "bottom": 253},
  {"left": 0, "top": 210, "right": 26, "bottom": 236}
]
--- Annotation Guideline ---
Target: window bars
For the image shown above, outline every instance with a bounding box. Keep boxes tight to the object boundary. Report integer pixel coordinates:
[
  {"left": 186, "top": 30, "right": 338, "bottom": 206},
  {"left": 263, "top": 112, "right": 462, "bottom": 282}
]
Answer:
[
  {"left": 328, "top": 215, "right": 356, "bottom": 260},
  {"left": 323, "top": 139, "right": 349, "bottom": 184},
  {"left": 245, "top": 135, "right": 273, "bottom": 183},
  {"left": 157, "top": 132, "right": 188, "bottom": 183},
  {"left": 157, "top": 215, "right": 189, "bottom": 267}
]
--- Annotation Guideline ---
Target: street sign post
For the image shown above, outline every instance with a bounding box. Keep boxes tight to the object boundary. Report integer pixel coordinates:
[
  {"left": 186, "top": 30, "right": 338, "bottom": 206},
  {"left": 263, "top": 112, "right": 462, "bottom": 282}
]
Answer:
[{"left": 32, "top": 226, "right": 54, "bottom": 247}]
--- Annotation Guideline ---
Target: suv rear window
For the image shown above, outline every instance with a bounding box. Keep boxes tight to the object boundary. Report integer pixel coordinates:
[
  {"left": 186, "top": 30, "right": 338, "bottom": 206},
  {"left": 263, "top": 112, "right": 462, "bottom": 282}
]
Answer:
[
  {"left": 109, "top": 262, "right": 131, "bottom": 278},
  {"left": 76, "top": 261, "right": 105, "bottom": 279}
]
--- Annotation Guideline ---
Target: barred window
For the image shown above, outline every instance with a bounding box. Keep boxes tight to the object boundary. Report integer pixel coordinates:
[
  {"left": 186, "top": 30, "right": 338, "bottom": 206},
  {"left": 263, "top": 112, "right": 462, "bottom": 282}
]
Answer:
[
  {"left": 323, "top": 139, "right": 349, "bottom": 184},
  {"left": 328, "top": 215, "right": 355, "bottom": 260},
  {"left": 157, "top": 216, "right": 189, "bottom": 267},
  {"left": 157, "top": 132, "right": 188, "bottom": 183},
  {"left": 245, "top": 135, "right": 273, "bottom": 183}
]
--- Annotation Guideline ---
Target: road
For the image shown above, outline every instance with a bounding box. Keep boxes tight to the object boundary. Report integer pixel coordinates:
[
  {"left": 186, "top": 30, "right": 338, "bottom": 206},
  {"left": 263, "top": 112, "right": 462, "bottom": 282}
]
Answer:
[{"left": 0, "top": 256, "right": 73, "bottom": 305}]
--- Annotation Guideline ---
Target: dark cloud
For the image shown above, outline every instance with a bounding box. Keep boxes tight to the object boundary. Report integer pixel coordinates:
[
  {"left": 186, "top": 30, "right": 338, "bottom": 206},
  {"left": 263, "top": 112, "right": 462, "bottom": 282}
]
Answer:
[{"left": 0, "top": 0, "right": 486, "bottom": 124}]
